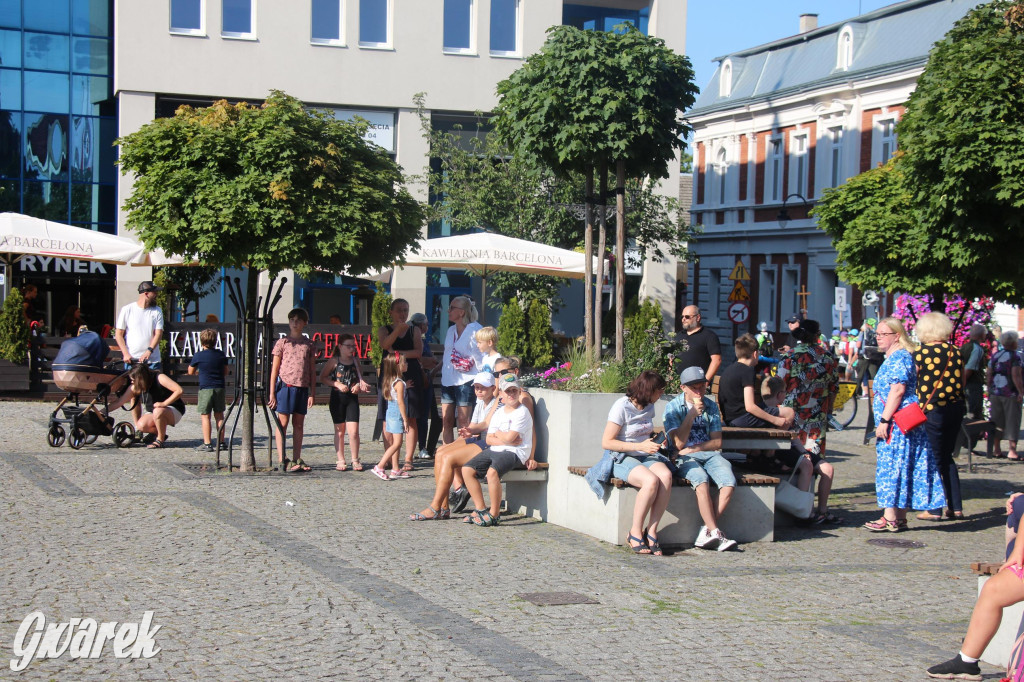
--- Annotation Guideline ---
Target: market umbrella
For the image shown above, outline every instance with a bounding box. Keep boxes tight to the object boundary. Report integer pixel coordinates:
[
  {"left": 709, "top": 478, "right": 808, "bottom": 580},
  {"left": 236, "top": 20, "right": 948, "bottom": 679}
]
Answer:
[{"left": 398, "top": 232, "right": 592, "bottom": 323}]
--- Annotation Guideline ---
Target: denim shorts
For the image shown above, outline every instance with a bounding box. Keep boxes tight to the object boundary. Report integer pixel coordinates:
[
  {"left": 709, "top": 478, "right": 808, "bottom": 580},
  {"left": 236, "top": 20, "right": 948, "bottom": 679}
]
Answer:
[
  {"left": 385, "top": 402, "right": 405, "bottom": 434},
  {"left": 611, "top": 452, "right": 672, "bottom": 481},
  {"left": 274, "top": 382, "right": 308, "bottom": 416},
  {"left": 677, "top": 451, "right": 736, "bottom": 489},
  {"left": 440, "top": 381, "right": 475, "bottom": 407}
]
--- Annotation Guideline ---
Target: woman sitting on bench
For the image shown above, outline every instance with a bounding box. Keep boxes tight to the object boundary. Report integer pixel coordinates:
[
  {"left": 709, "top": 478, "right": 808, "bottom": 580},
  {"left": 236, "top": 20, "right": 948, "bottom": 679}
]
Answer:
[{"left": 591, "top": 370, "right": 671, "bottom": 555}]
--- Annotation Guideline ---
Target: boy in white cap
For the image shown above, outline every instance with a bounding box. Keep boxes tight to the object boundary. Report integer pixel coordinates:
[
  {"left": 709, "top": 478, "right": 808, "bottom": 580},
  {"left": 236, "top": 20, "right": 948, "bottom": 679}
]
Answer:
[
  {"left": 461, "top": 374, "right": 534, "bottom": 526},
  {"left": 663, "top": 366, "right": 738, "bottom": 551}
]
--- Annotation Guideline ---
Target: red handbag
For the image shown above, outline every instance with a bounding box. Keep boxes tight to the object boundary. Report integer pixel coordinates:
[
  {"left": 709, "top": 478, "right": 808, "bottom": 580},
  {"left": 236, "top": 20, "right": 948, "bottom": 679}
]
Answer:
[{"left": 887, "top": 346, "right": 950, "bottom": 439}]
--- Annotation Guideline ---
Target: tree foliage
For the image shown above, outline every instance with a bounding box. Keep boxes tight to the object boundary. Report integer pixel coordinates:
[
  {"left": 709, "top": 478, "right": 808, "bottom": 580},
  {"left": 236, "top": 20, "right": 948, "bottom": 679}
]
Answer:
[
  {"left": 496, "top": 299, "right": 528, "bottom": 361},
  {"left": 815, "top": 1, "right": 1024, "bottom": 301},
  {"left": 526, "top": 299, "right": 554, "bottom": 368},
  {"left": 116, "top": 91, "right": 425, "bottom": 469},
  {"left": 370, "top": 282, "right": 392, "bottom": 366},
  {"left": 0, "top": 287, "right": 28, "bottom": 363},
  {"left": 159, "top": 265, "right": 220, "bottom": 321}
]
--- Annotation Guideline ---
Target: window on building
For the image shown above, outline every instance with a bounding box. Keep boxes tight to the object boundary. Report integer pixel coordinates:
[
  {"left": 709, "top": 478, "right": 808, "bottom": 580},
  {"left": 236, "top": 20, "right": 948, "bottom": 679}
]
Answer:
[
  {"left": 562, "top": 4, "right": 649, "bottom": 34},
  {"left": 443, "top": 0, "right": 474, "bottom": 53},
  {"left": 312, "top": 0, "right": 344, "bottom": 44},
  {"left": 489, "top": 0, "right": 519, "bottom": 56},
  {"left": 837, "top": 27, "right": 853, "bottom": 70},
  {"left": 222, "top": 0, "right": 254, "bottom": 37},
  {"left": 359, "top": 0, "right": 390, "bottom": 47},
  {"left": 707, "top": 269, "right": 721, "bottom": 319},
  {"left": 827, "top": 126, "right": 843, "bottom": 189},
  {"left": 759, "top": 266, "right": 777, "bottom": 329},
  {"left": 170, "top": 0, "right": 203, "bottom": 34},
  {"left": 767, "top": 137, "right": 783, "bottom": 203},
  {"left": 719, "top": 60, "right": 732, "bottom": 97},
  {"left": 715, "top": 147, "right": 728, "bottom": 205},
  {"left": 879, "top": 118, "right": 897, "bottom": 163},
  {"left": 790, "top": 132, "right": 808, "bottom": 198},
  {"left": 783, "top": 267, "right": 800, "bottom": 317}
]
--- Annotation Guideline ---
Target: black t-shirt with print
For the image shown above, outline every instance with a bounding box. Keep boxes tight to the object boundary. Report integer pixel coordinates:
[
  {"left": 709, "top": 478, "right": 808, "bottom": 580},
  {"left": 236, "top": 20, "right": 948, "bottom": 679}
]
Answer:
[{"left": 677, "top": 326, "right": 722, "bottom": 374}]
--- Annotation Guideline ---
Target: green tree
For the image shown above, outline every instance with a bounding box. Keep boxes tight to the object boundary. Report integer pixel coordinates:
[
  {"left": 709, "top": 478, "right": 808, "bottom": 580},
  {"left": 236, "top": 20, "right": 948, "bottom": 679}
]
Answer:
[
  {"left": 496, "top": 299, "right": 528, "bottom": 361},
  {"left": 526, "top": 299, "right": 554, "bottom": 368},
  {"left": 370, "top": 282, "right": 393, "bottom": 366},
  {"left": 494, "top": 24, "right": 698, "bottom": 360},
  {"left": 160, "top": 265, "right": 220, "bottom": 320},
  {"left": 117, "top": 91, "right": 424, "bottom": 470},
  {"left": 0, "top": 287, "right": 29, "bottom": 363},
  {"left": 815, "top": 1, "right": 1024, "bottom": 301}
]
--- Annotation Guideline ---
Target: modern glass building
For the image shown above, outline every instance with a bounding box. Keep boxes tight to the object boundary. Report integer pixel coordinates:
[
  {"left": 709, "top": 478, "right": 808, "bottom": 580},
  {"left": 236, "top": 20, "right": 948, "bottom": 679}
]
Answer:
[{"left": 0, "top": 0, "right": 118, "bottom": 326}]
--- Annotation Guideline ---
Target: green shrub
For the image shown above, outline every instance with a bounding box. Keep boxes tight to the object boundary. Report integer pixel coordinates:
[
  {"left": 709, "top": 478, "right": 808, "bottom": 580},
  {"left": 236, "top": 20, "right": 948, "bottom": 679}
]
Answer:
[
  {"left": 526, "top": 299, "right": 554, "bottom": 368},
  {"left": 623, "top": 298, "right": 663, "bottom": 364},
  {"left": 0, "top": 288, "right": 29, "bottom": 363},
  {"left": 370, "top": 282, "right": 392, "bottom": 366},
  {"left": 497, "top": 298, "right": 528, "bottom": 360}
]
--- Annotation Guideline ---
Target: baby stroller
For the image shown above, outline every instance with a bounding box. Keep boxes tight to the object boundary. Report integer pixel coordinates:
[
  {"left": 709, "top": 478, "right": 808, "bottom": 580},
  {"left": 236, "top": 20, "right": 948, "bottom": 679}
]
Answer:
[{"left": 47, "top": 332, "right": 136, "bottom": 449}]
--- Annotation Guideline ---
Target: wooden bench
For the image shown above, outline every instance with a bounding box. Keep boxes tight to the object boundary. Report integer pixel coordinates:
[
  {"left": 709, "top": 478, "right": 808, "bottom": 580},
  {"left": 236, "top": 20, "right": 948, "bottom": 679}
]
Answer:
[
  {"left": 721, "top": 426, "right": 797, "bottom": 451},
  {"left": 549, "top": 464, "right": 780, "bottom": 547},
  {"left": 957, "top": 420, "right": 996, "bottom": 472}
]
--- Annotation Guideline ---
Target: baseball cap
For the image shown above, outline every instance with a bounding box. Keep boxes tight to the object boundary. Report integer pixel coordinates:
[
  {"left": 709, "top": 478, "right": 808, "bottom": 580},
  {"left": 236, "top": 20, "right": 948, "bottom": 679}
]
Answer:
[
  {"left": 785, "top": 314, "right": 801, "bottom": 323},
  {"left": 473, "top": 371, "right": 495, "bottom": 388},
  {"left": 679, "top": 366, "right": 707, "bottom": 386},
  {"left": 498, "top": 374, "right": 523, "bottom": 392},
  {"left": 138, "top": 281, "right": 161, "bottom": 293}
]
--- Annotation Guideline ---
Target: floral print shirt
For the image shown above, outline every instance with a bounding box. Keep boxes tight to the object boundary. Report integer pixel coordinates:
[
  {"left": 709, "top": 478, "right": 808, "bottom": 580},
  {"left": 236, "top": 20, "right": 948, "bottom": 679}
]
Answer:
[
  {"left": 989, "top": 349, "right": 1022, "bottom": 397},
  {"left": 778, "top": 342, "right": 840, "bottom": 437}
]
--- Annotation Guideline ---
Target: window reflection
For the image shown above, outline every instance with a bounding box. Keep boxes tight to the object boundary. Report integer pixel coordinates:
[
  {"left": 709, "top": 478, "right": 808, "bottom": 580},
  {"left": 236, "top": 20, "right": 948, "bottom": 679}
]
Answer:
[
  {"left": 311, "top": 0, "right": 342, "bottom": 42},
  {"left": 359, "top": 0, "right": 388, "bottom": 46},
  {"left": 24, "top": 71, "right": 70, "bottom": 114},
  {"left": 0, "top": 178, "right": 18, "bottom": 211},
  {"left": 0, "top": 29, "right": 21, "bottom": 68},
  {"left": 24, "top": 33, "right": 70, "bottom": 72},
  {"left": 223, "top": 0, "right": 253, "bottom": 35},
  {"left": 0, "top": 0, "right": 19, "bottom": 30},
  {"left": 170, "top": 0, "right": 203, "bottom": 33},
  {"left": 72, "top": 37, "right": 110, "bottom": 75},
  {"left": 0, "top": 68, "right": 21, "bottom": 109},
  {"left": 25, "top": 0, "right": 70, "bottom": 34},
  {"left": 0, "top": 110, "right": 21, "bottom": 177},
  {"left": 23, "top": 179, "right": 70, "bottom": 221},
  {"left": 24, "top": 112, "right": 69, "bottom": 180},
  {"left": 490, "top": 0, "right": 518, "bottom": 54},
  {"left": 73, "top": 0, "right": 110, "bottom": 37}
]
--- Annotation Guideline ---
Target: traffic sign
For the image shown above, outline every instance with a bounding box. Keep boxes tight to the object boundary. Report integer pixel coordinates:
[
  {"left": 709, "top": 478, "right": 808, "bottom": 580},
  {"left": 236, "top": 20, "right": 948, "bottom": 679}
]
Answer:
[
  {"left": 728, "top": 260, "right": 750, "bottom": 281},
  {"left": 727, "top": 281, "right": 749, "bottom": 302},
  {"left": 835, "top": 287, "right": 848, "bottom": 311},
  {"left": 727, "top": 301, "right": 749, "bottom": 324}
]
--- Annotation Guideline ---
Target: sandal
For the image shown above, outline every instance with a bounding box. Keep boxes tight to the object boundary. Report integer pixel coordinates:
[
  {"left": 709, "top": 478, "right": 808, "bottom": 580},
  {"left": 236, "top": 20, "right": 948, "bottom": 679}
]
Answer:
[
  {"left": 864, "top": 518, "right": 899, "bottom": 532},
  {"left": 472, "top": 510, "right": 499, "bottom": 527},
  {"left": 896, "top": 519, "right": 908, "bottom": 531},
  {"left": 1010, "top": 453, "right": 1021, "bottom": 461},
  {"left": 371, "top": 466, "right": 391, "bottom": 481},
  {"left": 336, "top": 461, "right": 347, "bottom": 471},
  {"left": 813, "top": 512, "right": 844, "bottom": 525},
  {"left": 147, "top": 439, "right": 164, "bottom": 449},
  {"left": 294, "top": 459, "right": 311, "bottom": 472},
  {"left": 627, "top": 533, "right": 651, "bottom": 554},
  {"left": 279, "top": 458, "right": 290, "bottom": 471},
  {"left": 287, "top": 462, "right": 308, "bottom": 473},
  {"left": 436, "top": 508, "right": 451, "bottom": 520},
  {"left": 463, "top": 509, "right": 487, "bottom": 524},
  {"left": 409, "top": 507, "right": 440, "bottom": 521},
  {"left": 644, "top": 531, "right": 663, "bottom": 556},
  {"left": 402, "top": 461, "right": 415, "bottom": 472},
  {"left": 351, "top": 461, "right": 364, "bottom": 471}
]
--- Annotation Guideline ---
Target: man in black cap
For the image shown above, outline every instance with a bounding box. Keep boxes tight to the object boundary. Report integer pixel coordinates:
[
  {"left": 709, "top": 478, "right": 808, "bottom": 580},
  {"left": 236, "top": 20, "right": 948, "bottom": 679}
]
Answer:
[
  {"left": 781, "top": 314, "right": 802, "bottom": 353},
  {"left": 115, "top": 280, "right": 164, "bottom": 372}
]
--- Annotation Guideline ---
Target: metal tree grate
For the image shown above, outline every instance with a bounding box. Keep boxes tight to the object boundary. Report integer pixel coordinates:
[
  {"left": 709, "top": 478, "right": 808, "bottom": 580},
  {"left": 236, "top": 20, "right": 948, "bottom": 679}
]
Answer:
[
  {"left": 867, "top": 538, "right": 926, "bottom": 549},
  {"left": 516, "top": 592, "right": 600, "bottom": 606}
]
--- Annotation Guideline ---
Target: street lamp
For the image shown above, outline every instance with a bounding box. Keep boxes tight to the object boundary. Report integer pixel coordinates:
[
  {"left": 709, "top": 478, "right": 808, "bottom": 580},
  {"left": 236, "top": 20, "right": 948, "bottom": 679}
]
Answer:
[{"left": 776, "top": 192, "right": 810, "bottom": 228}]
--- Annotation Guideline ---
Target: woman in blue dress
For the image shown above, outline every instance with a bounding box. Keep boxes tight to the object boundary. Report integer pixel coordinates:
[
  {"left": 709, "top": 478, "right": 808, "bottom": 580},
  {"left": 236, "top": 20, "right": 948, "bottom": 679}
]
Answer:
[{"left": 864, "top": 316, "right": 945, "bottom": 532}]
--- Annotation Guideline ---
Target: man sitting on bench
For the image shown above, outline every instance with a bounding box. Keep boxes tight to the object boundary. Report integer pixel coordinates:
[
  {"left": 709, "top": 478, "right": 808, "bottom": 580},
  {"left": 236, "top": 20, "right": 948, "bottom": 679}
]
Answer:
[
  {"left": 718, "top": 333, "right": 795, "bottom": 431},
  {"left": 663, "top": 366, "right": 738, "bottom": 552}
]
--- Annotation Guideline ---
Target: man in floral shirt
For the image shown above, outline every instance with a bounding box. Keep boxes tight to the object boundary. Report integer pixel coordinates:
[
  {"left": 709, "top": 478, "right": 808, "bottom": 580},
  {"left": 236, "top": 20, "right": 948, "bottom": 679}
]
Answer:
[{"left": 777, "top": 319, "right": 840, "bottom": 453}]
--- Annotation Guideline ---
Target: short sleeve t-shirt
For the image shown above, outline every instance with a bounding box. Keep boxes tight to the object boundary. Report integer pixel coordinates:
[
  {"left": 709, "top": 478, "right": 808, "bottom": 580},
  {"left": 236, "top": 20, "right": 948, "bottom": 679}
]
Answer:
[
  {"left": 471, "top": 396, "right": 497, "bottom": 425},
  {"left": 605, "top": 396, "right": 655, "bottom": 458},
  {"left": 677, "top": 327, "right": 722, "bottom": 374},
  {"left": 487, "top": 403, "right": 533, "bottom": 463},
  {"left": 116, "top": 303, "right": 164, "bottom": 362},
  {"left": 189, "top": 349, "right": 227, "bottom": 389},
  {"left": 989, "top": 349, "right": 1022, "bottom": 398},
  {"left": 480, "top": 352, "right": 501, "bottom": 373},
  {"left": 272, "top": 335, "right": 315, "bottom": 388},
  {"left": 663, "top": 394, "right": 722, "bottom": 449},
  {"left": 718, "top": 361, "right": 759, "bottom": 423}
]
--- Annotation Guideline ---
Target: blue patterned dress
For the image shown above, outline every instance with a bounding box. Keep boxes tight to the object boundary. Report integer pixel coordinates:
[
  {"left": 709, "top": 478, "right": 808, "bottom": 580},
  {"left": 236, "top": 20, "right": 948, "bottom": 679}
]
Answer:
[{"left": 873, "top": 348, "right": 946, "bottom": 510}]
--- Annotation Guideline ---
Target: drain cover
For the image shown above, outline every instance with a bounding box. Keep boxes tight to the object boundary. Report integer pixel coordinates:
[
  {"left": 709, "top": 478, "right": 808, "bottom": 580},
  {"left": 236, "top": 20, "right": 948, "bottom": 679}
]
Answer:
[
  {"left": 516, "top": 592, "right": 599, "bottom": 606},
  {"left": 868, "top": 538, "right": 926, "bottom": 549}
]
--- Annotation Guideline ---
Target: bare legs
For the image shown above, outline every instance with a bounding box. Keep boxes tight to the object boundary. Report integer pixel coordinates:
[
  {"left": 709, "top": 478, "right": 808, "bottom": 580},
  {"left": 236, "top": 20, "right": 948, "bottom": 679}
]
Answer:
[
  {"left": 274, "top": 412, "right": 305, "bottom": 464},
  {"left": 960, "top": 568, "right": 1024, "bottom": 658},
  {"left": 625, "top": 463, "right": 674, "bottom": 542},
  {"left": 694, "top": 483, "right": 734, "bottom": 532}
]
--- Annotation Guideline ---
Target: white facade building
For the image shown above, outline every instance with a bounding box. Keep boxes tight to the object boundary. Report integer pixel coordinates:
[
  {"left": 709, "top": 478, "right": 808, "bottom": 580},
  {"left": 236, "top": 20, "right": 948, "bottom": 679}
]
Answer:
[
  {"left": 113, "top": 0, "right": 686, "bottom": 335},
  {"left": 686, "top": 0, "right": 980, "bottom": 356}
]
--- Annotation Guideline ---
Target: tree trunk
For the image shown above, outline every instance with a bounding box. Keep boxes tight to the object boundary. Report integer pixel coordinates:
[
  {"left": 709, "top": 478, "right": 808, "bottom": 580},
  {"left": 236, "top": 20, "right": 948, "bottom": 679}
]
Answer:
[
  {"left": 594, "top": 163, "right": 607, "bottom": 362},
  {"left": 615, "top": 160, "right": 626, "bottom": 362},
  {"left": 239, "top": 269, "right": 259, "bottom": 471},
  {"left": 583, "top": 169, "right": 595, "bottom": 361}
]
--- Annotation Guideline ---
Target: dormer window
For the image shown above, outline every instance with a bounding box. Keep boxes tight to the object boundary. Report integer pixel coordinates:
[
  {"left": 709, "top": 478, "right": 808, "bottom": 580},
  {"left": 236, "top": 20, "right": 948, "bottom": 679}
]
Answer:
[
  {"left": 837, "top": 26, "right": 853, "bottom": 70},
  {"left": 719, "top": 60, "right": 733, "bottom": 97}
]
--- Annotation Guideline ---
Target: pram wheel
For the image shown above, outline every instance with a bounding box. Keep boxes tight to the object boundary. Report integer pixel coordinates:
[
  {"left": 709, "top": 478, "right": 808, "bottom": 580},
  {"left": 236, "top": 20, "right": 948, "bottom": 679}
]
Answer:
[
  {"left": 113, "top": 422, "right": 135, "bottom": 448},
  {"left": 47, "top": 424, "right": 66, "bottom": 447},
  {"left": 85, "top": 434, "right": 98, "bottom": 444},
  {"left": 68, "top": 427, "right": 87, "bottom": 449}
]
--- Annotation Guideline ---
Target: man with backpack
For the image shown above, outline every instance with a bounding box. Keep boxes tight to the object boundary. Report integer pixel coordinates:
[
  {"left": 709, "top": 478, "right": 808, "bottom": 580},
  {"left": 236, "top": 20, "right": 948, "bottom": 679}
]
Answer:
[{"left": 961, "top": 324, "right": 987, "bottom": 420}]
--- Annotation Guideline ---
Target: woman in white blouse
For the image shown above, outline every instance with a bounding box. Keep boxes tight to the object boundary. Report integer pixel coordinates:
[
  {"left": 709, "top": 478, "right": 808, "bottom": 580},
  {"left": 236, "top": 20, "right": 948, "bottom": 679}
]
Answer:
[{"left": 440, "top": 296, "right": 484, "bottom": 445}]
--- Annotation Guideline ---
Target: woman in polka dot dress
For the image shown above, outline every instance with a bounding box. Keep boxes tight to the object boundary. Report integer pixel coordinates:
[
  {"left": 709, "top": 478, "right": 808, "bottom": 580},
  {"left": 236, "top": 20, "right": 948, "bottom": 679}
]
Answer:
[{"left": 913, "top": 312, "right": 967, "bottom": 521}]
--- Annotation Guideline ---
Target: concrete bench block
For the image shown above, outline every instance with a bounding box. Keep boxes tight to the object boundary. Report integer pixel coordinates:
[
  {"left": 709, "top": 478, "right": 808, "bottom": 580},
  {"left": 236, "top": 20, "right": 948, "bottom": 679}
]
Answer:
[{"left": 980, "top": 574, "right": 1024, "bottom": 668}]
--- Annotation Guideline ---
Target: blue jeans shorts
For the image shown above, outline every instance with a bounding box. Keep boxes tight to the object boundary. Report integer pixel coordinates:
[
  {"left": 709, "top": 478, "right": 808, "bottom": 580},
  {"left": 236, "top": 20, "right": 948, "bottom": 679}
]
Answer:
[
  {"left": 440, "top": 381, "right": 475, "bottom": 407},
  {"left": 274, "top": 382, "right": 308, "bottom": 416},
  {"left": 611, "top": 452, "right": 672, "bottom": 481},
  {"left": 677, "top": 450, "right": 736, "bottom": 489}
]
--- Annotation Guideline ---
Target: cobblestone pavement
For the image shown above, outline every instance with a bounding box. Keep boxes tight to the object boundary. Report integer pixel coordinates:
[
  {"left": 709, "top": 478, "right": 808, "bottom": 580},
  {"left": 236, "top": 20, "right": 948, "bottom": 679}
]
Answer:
[{"left": 2, "top": 397, "right": 1022, "bottom": 680}]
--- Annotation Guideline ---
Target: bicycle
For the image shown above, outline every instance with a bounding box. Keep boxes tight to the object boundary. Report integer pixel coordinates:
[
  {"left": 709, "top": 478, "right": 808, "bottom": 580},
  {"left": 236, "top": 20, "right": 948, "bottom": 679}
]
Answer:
[{"left": 830, "top": 380, "right": 859, "bottom": 430}]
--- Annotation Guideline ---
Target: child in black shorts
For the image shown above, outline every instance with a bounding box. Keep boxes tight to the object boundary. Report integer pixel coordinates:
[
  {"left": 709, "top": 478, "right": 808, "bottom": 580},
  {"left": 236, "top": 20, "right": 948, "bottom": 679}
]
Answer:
[{"left": 319, "top": 333, "right": 370, "bottom": 471}]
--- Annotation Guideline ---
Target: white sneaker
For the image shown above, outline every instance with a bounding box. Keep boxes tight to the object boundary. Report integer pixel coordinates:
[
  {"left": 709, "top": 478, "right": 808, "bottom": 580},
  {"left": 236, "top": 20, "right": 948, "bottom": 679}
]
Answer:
[
  {"left": 694, "top": 525, "right": 719, "bottom": 550},
  {"left": 712, "top": 528, "right": 737, "bottom": 552},
  {"left": 417, "top": 448, "right": 431, "bottom": 459}
]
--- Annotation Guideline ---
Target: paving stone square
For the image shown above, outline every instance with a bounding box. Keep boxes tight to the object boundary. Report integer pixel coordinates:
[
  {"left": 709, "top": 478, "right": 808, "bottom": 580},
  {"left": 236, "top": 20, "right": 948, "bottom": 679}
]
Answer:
[{"left": 2, "top": 398, "right": 1022, "bottom": 680}]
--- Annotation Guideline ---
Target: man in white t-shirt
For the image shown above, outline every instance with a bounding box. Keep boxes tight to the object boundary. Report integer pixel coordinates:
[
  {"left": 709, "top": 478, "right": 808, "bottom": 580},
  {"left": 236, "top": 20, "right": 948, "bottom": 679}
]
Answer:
[
  {"left": 115, "top": 280, "right": 165, "bottom": 371},
  {"left": 461, "top": 374, "right": 534, "bottom": 526}
]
